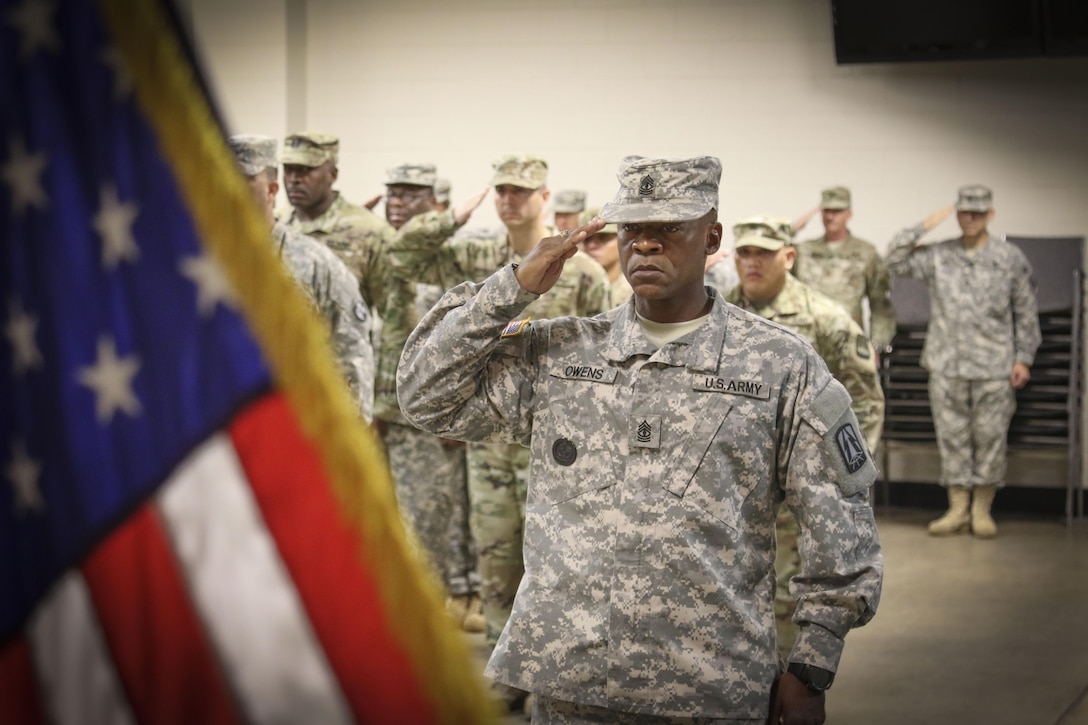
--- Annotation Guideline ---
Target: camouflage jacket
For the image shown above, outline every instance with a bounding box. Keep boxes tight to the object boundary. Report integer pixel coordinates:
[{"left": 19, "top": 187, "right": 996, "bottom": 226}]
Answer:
[
  {"left": 386, "top": 210, "right": 612, "bottom": 320},
  {"left": 271, "top": 222, "right": 374, "bottom": 420},
  {"left": 793, "top": 233, "right": 896, "bottom": 351},
  {"left": 727, "top": 275, "right": 885, "bottom": 451},
  {"left": 704, "top": 256, "right": 739, "bottom": 298},
  {"left": 397, "top": 267, "right": 882, "bottom": 719},
  {"left": 885, "top": 225, "right": 1041, "bottom": 379},
  {"left": 283, "top": 192, "right": 395, "bottom": 310}
]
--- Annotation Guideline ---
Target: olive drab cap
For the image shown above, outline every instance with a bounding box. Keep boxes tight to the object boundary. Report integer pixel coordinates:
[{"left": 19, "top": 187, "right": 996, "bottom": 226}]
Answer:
[
  {"left": 227, "top": 134, "right": 277, "bottom": 176},
  {"left": 434, "top": 178, "right": 451, "bottom": 204},
  {"left": 385, "top": 162, "right": 437, "bottom": 188},
  {"left": 553, "top": 189, "right": 586, "bottom": 213},
  {"left": 491, "top": 153, "right": 549, "bottom": 189},
  {"left": 955, "top": 184, "right": 993, "bottom": 212},
  {"left": 732, "top": 215, "right": 794, "bottom": 251},
  {"left": 281, "top": 132, "right": 339, "bottom": 167},
  {"left": 820, "top": 186, "right": 851, "bottom": 210},
  {"left": 580, "top": 207, "right": 617, "bottom": 235},
  {"left": 599, "top": 155, "right": 721, "bottom": 223}
]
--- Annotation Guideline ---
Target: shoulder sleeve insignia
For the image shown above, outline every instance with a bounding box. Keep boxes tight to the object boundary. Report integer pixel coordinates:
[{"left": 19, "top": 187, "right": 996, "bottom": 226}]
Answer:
[
  {"left": 354, "top": 301, "right": 370, "bottom": 322},
  {"left": 856, "top": 334, "right": 871, "bottom": 359},
  {"left": 501, "top": 318, "right": 531, "bottom": 338},
  {"left": 835, "top": 422, "right": 868, "bottom": 473}
]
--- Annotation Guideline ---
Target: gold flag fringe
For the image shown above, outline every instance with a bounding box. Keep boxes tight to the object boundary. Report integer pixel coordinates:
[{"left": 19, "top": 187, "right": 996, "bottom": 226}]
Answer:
[{"left": 97, "top": 1, "right": 498, "bottom": 722}]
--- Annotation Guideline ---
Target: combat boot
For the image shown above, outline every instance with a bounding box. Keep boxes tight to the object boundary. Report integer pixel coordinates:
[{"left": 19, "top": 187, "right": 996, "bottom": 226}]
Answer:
[
  {"left": 927, "top": 486, "right": 971, "bottom": 536},
  {"left": 971, "top": 486, "right": 998, "bottom": 538},
  {"left": 462, "top": 594, "right": 486, "bottom": 633}
]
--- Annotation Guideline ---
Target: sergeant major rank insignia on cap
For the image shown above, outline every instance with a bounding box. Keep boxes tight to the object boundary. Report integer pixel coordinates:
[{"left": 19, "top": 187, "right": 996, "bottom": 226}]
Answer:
[
  {"left": 501, "top": 318, "right": 531, "bottom": 337},
  {"left": 639, "top": 175, "right": 655, "bottom": 196}
]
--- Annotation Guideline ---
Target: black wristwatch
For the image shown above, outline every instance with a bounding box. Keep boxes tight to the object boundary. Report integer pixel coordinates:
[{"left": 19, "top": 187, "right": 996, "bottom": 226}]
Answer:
[{"left": 787, "top": 662, "right": 835, "bottom": 692}]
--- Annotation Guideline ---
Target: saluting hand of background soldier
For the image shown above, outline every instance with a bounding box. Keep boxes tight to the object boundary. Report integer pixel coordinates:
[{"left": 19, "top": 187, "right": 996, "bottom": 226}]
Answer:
[
  {"left": 453, "top": 186, "right": 490, "bottom": 225},
  {"left": 514, "top": 218, "right": 606, "bottom": 295}
]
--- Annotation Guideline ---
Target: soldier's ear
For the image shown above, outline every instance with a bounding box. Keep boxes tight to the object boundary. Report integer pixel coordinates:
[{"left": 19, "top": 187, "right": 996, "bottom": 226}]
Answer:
[
  {"left": 706, "top": 221, "right": 723, "bottom": 255},
  {"left": 987, "top": 208, "right": 996, "bottom": 223},
  {"left": 783, "top": 246, "right": 798, "bottom": 270}
]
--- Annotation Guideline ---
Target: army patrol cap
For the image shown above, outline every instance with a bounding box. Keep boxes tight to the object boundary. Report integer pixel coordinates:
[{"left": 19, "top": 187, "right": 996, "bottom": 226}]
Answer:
[
  {"left": 820, "top": 186, "right": 851, "bottom": 210},
  {"left": 955, "top": 184, "right": 993, "bottom": 212},
  {"left": 434, "top": 178, "right": 451, "bottom": 204},
  {"left": 227, "top": 134, "right": 277, "bottom": 176},
  {"left": 491, "top": 153, "right": 548, "bottom": 189},
  {"left": 385, "top": 162, "right": 437, "bottom": 188},
  {"left": 554, "top": 189, "right": 586, "bottom": 213},
  {"left": 281, "top": 132, "right": 339, "bottom": 167},
  {"left": 599, "top": 155, "right": 721, "bottom": 223},
  {"left": 580, "top": 207, "right": 617, "bottom": 235},
  {"left": 733, "top": 215, "right": 793, "bottom": 251}
]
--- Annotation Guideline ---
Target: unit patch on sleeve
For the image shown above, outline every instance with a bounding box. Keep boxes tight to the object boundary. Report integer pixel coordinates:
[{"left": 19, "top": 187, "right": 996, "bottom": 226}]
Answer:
[
  {"left": 856, "top": 334, "right": 871, "bottom": 359},
  {"left": 835, "top": 422, "right": 868, "bottom": 473},
  {"left": 501, "top": 318, "right": 531, "bottom": 337}
]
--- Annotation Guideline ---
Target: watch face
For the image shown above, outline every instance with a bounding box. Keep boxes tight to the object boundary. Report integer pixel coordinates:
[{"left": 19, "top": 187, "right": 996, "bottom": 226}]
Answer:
[{"left": 789, "top": 663, "right": 834, "bottom": 692}]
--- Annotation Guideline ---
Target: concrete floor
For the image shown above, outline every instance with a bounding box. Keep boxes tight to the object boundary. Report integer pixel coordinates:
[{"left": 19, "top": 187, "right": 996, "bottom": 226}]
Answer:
[{"left": 472, "top": 507, "right": 1088, "bottom": 724}]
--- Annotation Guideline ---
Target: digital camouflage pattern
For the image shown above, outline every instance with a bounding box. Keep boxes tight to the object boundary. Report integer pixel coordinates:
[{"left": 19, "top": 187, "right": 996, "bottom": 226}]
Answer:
[
  {"left": 270, "top": 222, "right": 374, "bottom": 420},
  {"left": 732, "top": 215, "right": 792, "bottom": 251},
  {"left": 227, "top": 133, "right": 277, "bottom": 177},
  {"left": 600, "top": 155, "right": 720, "bottom": 223},
  {"left": 703, "top": 256, "right": 739, "bottom": 297},
  {"left": 491, "top": 153, "right": 548, "bottom": 189},
  {"left": 955, "top": 184, "right": 993, "bottom": 212},
  {"left": 819, "top": 186, "right": 851, "bottom": 211},
  {"left": 385, "top": 162, "right": 437, "bottom": 188},
  {"left": 928, "top": 375, "right": 1016, "bottom": 489},
  {"left": 726, "top": 274, "right": 884, "bottom": 450},
  {"left": 793, "top": 233, "right": 897, "bottom": 350},
  {"left": 884, "top": 226, "right": 1040, "bottom": 378},
  {"left": 388, "top": 209, "right": 612, "bottom": 646},
  {"left": 553, "top": 189, "right": 586, "bottom": 213},
  {"left": 281, "top": 131, "right": 338, "bottom": 167},
  {"left": 726, "top": 273, "right": 884, "bottom": 662},
  {"left": 397, "top": 268, "right": 882, "bottom": 719},
  {"left": 283, "top": 192, "right": 396, "bottom": 311}
]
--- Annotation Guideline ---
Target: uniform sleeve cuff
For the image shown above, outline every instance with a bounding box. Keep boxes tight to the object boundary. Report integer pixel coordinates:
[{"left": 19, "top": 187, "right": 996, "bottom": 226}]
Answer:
[{"left": 788, "top": 623, "right": 846, "bottom": 672}]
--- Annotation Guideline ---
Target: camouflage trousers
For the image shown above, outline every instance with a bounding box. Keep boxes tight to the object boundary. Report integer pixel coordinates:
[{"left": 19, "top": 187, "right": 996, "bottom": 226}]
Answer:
[
  {"left": 773, "top": 506, "right": 800, "bottom": 665},
  {"left": 530, "top": 694, "right": 734, "bottom": 724},
  {"left": 928, "top": 374, "right": 1016, "bottom": 489},
  {"left": 466, "top": 441, "right": 529, "bottom": 648},
  {"left": 384, "top": 422, "right": 479, "bottom": 597}
]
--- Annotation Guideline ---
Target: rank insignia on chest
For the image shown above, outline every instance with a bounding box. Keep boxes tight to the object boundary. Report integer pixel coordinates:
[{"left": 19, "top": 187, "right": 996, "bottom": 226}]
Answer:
[
  {"left": 552, "top": 437, "right": 577, "bottom": 466},
  {"left": 630, "top": 415, "right": 661, "bottom": 449},
  {"left": 501, "top": 318, "right": 531, "bottom": 337}
]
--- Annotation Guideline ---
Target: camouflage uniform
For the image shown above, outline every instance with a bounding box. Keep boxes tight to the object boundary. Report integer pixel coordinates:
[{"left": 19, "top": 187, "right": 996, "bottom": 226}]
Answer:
[
  {"left": 271, "top": 222, "right": 375, "bottom": 421},
  {"left": 885, "top": 209, "right": 1040, "bottom": 490},
  {"left": 376, "top": 163, "right": 479, "bottom": 601},
  {"left": 397, "top": 267, "right": 882, "bottom": 719},
  {"left": 388, "top": 172, "right": 612, "bottom": 647},
  {"left": 226, "top": 134, "right": 375, "bottom": 421},
  {"left": 704, "top": 255, "right": 739, "bottom": 298},
  {"left": 727, "top": 215, "right": 884, "bottom": 662},
  {"left": 793, "top": 234, "right": 895, "bottom": 351}
]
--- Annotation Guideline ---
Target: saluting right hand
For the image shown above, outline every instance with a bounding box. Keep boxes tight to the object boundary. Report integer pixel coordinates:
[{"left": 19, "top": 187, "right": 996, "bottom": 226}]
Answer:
[
  {"left": 453, "top": 186, "right": 490, "bottom": 225},
  {"left": 514, "top": 218, "right": 606, "bottom": 295}
]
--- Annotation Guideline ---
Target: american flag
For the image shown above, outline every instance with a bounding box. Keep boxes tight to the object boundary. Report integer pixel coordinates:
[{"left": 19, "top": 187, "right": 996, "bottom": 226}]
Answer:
[{"left": 0, "top": 0, "right": 492, "bottom": 722}]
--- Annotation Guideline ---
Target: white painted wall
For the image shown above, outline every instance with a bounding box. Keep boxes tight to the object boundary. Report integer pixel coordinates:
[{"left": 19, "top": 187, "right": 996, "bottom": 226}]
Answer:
[{"left": 186, "top": 0, "right": 1088, "bottom": 250}]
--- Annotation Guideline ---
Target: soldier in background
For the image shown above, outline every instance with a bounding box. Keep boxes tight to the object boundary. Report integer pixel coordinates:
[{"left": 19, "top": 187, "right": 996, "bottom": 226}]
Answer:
[
  {"left": 726, "top": 215, "right": 884, "bottom": 663},
  {"left": 579, "top": 207, "right": 632, "bottom": 306},
  {"left": 397, "top": 154, "right": 882, "bottom": 723},
  {"left": 552, "top": 189, "right": 586, "bottom": 232},
  {"left": 387, "top": 154, "right": 610, "bottom": 715},
  {"left": 228, "top": 134, "right": 374, "bottom": 420},
  {"left": 281, "top": 132, "right": 394, "bottom": 313},
  {"left": 703, "top": 243, "right": 739, "bottom": 297},
  {"left": 886, "top": 185, "right": 1040, "bottom": 539},
  {"left": 793, "top": 186, "right": 896, "bottom": 357},
  {"left": 375, "top": 163, "right": 484, "bottom": 634}
]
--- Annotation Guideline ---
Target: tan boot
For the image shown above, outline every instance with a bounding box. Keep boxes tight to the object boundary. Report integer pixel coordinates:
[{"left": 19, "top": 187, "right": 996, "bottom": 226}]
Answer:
[
  {"left": 971, "top": 486, "right": 998, "bottom": 538},
  {"left": 461, "top": 594, "right": 486, "bottom": 633},
  {"left": 445, "top": 594, "right": 470, "bottom": 628},
  {"left": 927, "top": 487, "right": 971, "bottom": 536}
]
